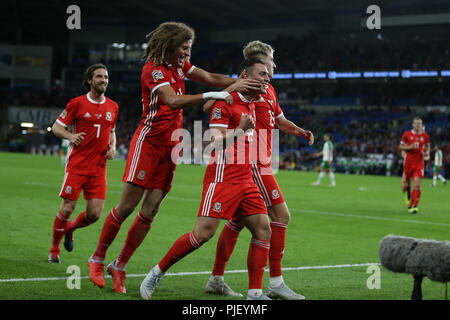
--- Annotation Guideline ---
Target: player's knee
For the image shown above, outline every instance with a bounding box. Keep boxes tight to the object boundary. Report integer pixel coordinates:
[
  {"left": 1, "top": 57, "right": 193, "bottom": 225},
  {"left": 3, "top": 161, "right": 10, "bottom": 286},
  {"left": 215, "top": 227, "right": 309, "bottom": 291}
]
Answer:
[
  {"left": 116, "top": 202, "right": 136, "bottom": 219},
  {"left": 86, "top": 210, "right": 101, "bottom": 222},
  {"left": 195, "top": 230, "right": 215, "bottom": 245},
  {"left": 269, "top": 203, "right": 290, "bottom": 225}
]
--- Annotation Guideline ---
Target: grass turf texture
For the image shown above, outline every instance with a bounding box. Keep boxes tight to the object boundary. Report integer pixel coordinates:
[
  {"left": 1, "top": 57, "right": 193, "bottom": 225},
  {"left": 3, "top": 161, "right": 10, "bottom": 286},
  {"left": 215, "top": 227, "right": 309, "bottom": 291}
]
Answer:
[{"left": 0, "top": 151, "right": 449, "bottom": 300}]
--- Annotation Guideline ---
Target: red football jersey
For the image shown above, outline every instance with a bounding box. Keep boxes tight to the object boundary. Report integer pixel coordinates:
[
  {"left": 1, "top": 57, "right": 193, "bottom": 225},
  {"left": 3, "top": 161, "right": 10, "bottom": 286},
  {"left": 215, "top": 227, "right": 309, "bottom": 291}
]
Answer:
[
  {"left": 254, "top": 83, "right": 283, "bottom": 167},
  {"left": 401, "top": 130, "right": 430, "bottom": 165},
  {"left": 138, "top": 59, "right": 195, "bottom": 146},
  {"left": 56, "top": 93, "right": 119, "bottom": 176},
  {"left": 204, "top": 91, "right": 256, "bottom": 184}
]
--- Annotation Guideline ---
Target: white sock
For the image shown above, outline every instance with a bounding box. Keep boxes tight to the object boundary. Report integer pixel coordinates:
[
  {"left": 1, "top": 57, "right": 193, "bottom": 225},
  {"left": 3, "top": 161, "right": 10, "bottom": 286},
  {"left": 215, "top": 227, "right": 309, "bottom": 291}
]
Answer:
[
  {"left": 248, "top": 289, "right": 263, "bottom": 298},
  {"left": 433, "top": 176, "right": 437, "bottom": 185},
  {"left": 153, "top": 264, "right": 164, "bottom": 276},
  {"left": 210, "top": 275, "right": 224, "bottom": 282},
  {"left": 330, "top": 172, "right": 336, "bottom": 184},
  {"left": 317, "top": 171, "right": 325, "bottom": 182},
  {"left": 438, "top": 174, "right": 446, "bottom": 182},
  {"left": 269, "top": 275, "right": 283, "bottom": 287}
]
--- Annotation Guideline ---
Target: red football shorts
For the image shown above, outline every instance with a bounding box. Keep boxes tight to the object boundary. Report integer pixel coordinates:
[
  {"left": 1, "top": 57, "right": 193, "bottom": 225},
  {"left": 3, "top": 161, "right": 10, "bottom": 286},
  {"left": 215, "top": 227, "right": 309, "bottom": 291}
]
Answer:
[
  {"left": 251, "top": 164, "right": 285, "bottom": 207},
  {"left": 123, "top": 134, "right": 177, "bottom": 192},
  {"left": 59, "top": 172, "right": 107, "bottom": 200},
  {"left": 198, "top": 182, "right": 267, "bottom": 220},
  {"left": 403, "top": 162, "right": 424, "bottom": 182}
]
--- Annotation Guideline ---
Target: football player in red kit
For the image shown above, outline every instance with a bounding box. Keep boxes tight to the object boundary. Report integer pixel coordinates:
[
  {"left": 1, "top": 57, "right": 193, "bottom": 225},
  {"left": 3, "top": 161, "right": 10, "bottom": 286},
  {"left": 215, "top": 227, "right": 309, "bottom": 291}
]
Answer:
[
  {"left": 139, "top": 57, "right": 273, "bottom": 300},
  {"left": 203, "top": 41, "right": 313, "bottom": 300},
  {"left": 87, "top": 21, "right": 262, "bottom": 293},
  {"left": 399, "top": 117, "right": 430, "bottom": 214},
  {"left": 48, "top": 64, "right": 119, "bottom": 263}
]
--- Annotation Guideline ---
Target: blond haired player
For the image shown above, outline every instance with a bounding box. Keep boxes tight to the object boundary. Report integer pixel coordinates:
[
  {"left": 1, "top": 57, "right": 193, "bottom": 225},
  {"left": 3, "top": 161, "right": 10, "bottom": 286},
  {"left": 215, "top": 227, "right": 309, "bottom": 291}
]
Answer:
[{"left": 203, "top": 40, "right": 313, "bottom": 300}]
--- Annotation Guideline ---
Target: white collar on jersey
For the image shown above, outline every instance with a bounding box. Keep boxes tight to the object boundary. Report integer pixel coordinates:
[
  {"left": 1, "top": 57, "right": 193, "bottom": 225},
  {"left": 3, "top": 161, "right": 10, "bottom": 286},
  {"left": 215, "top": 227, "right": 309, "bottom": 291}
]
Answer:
[
  {"left": 237, "top": 91, "right": 265, "bottom": 103},
  {"left": 87, "top": 92, "right": 106, "bottom": 104}
]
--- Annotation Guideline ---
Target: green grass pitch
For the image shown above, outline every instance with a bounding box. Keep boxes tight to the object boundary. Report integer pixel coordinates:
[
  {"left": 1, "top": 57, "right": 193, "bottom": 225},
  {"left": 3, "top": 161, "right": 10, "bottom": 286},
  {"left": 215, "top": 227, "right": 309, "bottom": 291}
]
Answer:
[{"left": 0, "top": 151, "right": 449, "bottom": 300}]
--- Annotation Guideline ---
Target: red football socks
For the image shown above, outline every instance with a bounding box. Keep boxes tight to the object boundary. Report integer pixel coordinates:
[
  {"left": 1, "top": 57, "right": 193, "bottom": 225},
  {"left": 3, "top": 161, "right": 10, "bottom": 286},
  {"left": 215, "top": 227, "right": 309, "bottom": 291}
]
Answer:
[
  {"left": 247, "top": 238, "right": 270, "bottom": 289},
  {"left": 269, "top": 222, "right": 287, "bottom": 278},
  {"left": 66, "top": 211, "right": 95, "bottom": 233},
  {"left": 158, "top": 232, "right": 201, "bottom": 272},
  {"left": 410, "top": 188, "right": 421, "bottom": 207},
  {"left": 92, "top": 208, "right": 124, "bottom": 261},
  {"left": 212, "top": 220, "right": 243, "bottom": 276},
  {"left": 50, "top": 211, "right": 69, "bottom": 257},
  {"left": 116, "top": 211, "right": 152, "bottom": 269}
]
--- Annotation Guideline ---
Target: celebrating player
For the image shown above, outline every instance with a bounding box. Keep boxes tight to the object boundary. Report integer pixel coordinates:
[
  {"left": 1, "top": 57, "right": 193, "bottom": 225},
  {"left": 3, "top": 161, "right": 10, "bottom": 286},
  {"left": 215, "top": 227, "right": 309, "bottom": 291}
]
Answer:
[
  {"left": 399, "top": 117, "right": 430, "bottom": 214},
  {"left": 312, "top": 133, "right": 336, "bottom": 187},
  {"left": 87, "top": 21, "right": 262, "bottom": 293},
  {"left": 202, "top": 40, "right": 313, "bottom": 300},
  {"left": 140, "top": 57, "right": 273, "bottom": 300},
  {"left": 48, "top": 63, "right": 119, "bottom": 263},
  {"left": 432, "top": 145, "right": 446, "bottom": 186}
]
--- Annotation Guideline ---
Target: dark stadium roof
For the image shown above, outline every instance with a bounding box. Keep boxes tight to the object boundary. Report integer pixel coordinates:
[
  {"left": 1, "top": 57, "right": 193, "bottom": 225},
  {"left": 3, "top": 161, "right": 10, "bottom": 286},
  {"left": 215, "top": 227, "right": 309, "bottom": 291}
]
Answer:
[{"left": 2, "top": 0, "right": 450, "bottom": 44}]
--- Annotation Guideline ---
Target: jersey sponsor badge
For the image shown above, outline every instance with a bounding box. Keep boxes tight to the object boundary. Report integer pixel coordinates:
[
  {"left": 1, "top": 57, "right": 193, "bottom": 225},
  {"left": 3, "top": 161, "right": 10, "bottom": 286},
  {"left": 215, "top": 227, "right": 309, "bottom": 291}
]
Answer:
[
  {"left": 84, "top": 112, "right": 91, "bottom": 118},
  {"left": 152, "top": 70, "right": 164, "bottom": 82},
  {"left": 213, "top": 202, "right": 222, "bottom": 212},
  {"left": 211, "top": 107, "right": 222, "bottom": 120},
  {"left": 60, "top": 110, "right": 67, "bottom": 119},
  {"left": 106, "top": 112, "right": 112, "bottom": 121}
]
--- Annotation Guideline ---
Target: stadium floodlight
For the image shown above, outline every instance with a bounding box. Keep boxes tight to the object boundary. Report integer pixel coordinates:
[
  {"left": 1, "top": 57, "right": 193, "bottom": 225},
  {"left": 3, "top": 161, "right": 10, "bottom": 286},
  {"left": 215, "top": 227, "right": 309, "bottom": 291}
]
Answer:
[
  {"left": 272, "top": 73, "right": 293, "bottom": 79},
  {"left": 363, "top": 71, "right": 400, "bottom": 78},
  {"left": 293, "top": 72, "right": 327, "bottom": 79}
]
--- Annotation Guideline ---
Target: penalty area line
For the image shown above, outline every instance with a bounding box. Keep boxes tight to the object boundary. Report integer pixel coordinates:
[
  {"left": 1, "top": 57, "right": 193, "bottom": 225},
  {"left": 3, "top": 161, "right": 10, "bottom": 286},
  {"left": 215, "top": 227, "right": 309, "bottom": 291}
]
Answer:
[{"left": 0, "top": 262, "right": 379, "bottom": 283}]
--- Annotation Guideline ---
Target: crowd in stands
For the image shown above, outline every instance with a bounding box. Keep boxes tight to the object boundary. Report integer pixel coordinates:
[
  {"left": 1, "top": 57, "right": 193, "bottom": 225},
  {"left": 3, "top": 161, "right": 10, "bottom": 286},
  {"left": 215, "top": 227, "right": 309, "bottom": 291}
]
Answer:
[{"left": 2, "top": 34, "right": 450, "bottom": 177}]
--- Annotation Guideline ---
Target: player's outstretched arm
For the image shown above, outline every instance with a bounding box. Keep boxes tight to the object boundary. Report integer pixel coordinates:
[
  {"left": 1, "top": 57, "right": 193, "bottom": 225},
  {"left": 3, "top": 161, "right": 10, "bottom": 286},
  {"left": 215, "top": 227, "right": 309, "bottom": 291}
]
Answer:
[
  {"left": 156, "top": 84, "right": 232, "bottom": 110},
  {"left": 276, "top": 115, "right": 314, "bottom": 145},
  {"left": 202, "top": 78, "right": 263, "bottom": 113}
]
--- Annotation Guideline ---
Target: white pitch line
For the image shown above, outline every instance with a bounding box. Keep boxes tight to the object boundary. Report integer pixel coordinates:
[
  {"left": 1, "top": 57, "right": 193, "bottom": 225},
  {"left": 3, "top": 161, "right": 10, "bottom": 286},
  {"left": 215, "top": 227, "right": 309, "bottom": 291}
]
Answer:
[
  {"left": 0, "top": 262, "right": 379, "bottom": 283},
  {"left": 23, "top": 182, "right": 450, "bottom": 227}
]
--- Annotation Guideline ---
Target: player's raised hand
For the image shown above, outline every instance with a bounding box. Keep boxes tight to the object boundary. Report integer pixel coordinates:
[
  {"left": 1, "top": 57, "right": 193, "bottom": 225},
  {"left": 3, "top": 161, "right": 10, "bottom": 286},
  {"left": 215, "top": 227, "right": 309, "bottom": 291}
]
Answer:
[
  {"left": 70, "top": 132, "right": 86, "bottom": 145},
  {"left": 305, "top": 130, "right": 314, "bottom": 146},
  {"left": 238, "top": 113, "right": 255, "bottom": 132},
  {"left": 231, "top": 78, "right": 262, "bottom": 94}
]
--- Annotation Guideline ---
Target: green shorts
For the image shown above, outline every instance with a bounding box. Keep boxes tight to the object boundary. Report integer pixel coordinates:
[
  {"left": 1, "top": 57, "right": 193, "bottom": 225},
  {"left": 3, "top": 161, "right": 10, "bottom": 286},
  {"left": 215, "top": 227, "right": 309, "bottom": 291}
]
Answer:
[
  {"left": 433, "top": 165, "right": 440, "bottom": 173},
  {"left": 321, "top": 161, "right": 330, "bottom": 170}
]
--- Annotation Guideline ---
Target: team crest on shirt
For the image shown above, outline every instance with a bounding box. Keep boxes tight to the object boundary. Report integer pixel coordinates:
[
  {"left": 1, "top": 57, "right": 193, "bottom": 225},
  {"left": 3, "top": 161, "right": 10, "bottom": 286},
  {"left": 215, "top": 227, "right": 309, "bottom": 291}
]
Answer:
[
  {"left": 60, "top": 110, "right": 67, "bottom": 119},
  {"left": 272, "top": 189, "right": 280, "bottom": 199},
  {"left": 152, "top": 70, "right": 164, "bottom": 82},
  {"left": 65, "top": 186, "right": 72, "bottom": 194},
  {"left": 106, "top": 112, "right": 112, "bottom": 121},
  {"left": 211, "top": 107, "right": 222, "bottom": 120},
  {"left": 137, "top": 170, "right": 146, "bottom": 180},
  {"left": 213, "top": 202, "right": 222, "bottom": 212},
  {"left": 177, "top": 68, "right": 184, "bottom": 79}
]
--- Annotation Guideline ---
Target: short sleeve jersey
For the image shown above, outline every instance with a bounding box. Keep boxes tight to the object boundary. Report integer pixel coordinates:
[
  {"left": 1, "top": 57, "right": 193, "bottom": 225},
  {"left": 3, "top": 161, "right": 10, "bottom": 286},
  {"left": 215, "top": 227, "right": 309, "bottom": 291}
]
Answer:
[
  {"left": 254, "top": 83, "right": 283, "bottom": 167},
  {"left": 139, "top": 59, "right": 195, "bottom": 146},
  {"left": 204, "top": 91, "right": 256, "bottom": 184},
  {"left": 323, "top": 141, "right": 334, "bottom": 161},
  {"left": 56, "top": 93, "right": 119, "bottom": 176},
  {"left": 400, "top": 130, "right": 430, "bottom": 165},
  {"left": 434, "top": 149, "right": 443, "bottom": 166}
]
